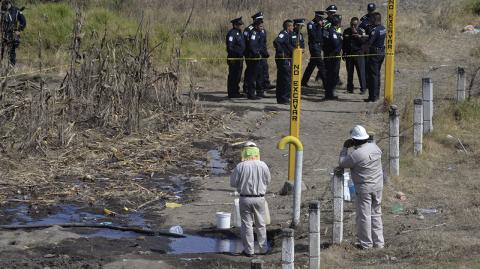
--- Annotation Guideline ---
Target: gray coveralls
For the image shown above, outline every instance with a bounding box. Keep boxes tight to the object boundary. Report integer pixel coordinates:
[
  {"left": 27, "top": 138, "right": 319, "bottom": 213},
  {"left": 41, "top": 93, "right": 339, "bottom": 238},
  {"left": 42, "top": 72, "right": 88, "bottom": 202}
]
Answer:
[
  {"left": 339, "top": 142, "right": 385, "bottom": 249},
  {"left": 230, "top": 160, "right": 271, "bottom": 254}
]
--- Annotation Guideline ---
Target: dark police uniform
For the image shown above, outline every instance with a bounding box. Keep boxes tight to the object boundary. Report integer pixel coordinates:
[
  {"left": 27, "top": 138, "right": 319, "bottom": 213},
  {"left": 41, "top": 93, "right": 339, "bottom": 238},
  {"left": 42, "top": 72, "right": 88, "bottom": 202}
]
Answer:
[
  {"left": 1, "top": 3, "right": 26, "bottom": 66},
  {"left": 259, "top": 28, "right": 272, "bottom": 89},
  {"left": 273, "top": 28, "right": 293, "bottom": 104},
  {"left": 323, "top": 23, "right": 342, "bottom": 99},
  {"left": 343, "top": 26, "right": 367, "bottom": 93},
  {"left": 242, "top": 24, "right": 254, "bottom": 94},
  {"left": 244, "top": 27, "right": 265, "bottom": 99},
  {"left": 226, "top": 18, "right": 246, "bottom": 98},
  {"left": 366, "top": 24, "right": 386, "bottom": 101},
  {"left": 301, "top": 16, "right": 326, "bottom": 87},
  {"left": 359, "top": 3, "right": 376, "bottom": 31}
]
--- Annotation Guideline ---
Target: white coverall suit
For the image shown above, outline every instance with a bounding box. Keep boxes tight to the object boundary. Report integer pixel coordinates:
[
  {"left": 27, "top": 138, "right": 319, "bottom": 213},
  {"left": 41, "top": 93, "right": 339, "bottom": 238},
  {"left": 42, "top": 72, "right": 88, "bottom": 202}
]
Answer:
[
  {"left": 339, "top": 142, "right": 385, "bottom": 249},
  {"left": 230, "top": 159, "right": 271, "bottom": 255}
]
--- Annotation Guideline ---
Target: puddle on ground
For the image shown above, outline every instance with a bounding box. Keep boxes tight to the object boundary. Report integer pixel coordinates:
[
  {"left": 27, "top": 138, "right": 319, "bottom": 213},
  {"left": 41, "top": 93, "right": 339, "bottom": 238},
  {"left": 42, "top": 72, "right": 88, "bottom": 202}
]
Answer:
[
  {"left": 167, "top": 234, "right": 243, "bottom": 254},
  {"left": 206, "top": 149, "right": 228, "bottom": 176}
]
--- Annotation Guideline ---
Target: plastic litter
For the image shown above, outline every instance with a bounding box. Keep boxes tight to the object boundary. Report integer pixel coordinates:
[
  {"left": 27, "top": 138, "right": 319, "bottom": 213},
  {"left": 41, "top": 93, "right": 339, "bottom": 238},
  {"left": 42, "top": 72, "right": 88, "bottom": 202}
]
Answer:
[
  {"left": 165, "top": 202, "right": 182, "bottom": 209},
  {"left": 103, "top": 208, "right": 117, "bottom": 216},
  {"left": 417, "top": 208, "right": 438, "bottom": 214},
  {"left": 169, "top": 225, "right": 184, "bottom": 235},
  {"left": 391, "top": 203, "right": 404, "bottom": 214}
]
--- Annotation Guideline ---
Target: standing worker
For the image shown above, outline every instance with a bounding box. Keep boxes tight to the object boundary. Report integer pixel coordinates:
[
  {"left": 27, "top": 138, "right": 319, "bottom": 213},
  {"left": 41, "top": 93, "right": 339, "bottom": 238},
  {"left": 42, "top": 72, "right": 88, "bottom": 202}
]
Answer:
[
  {"left": 258, "top": 13, "right": 275, "bottom": 91},
  {"left": 243, "top": 12, "right": 266, "bottom": 95},
  {"left": 244, "top": 18, "right": 266, "bottom": 100},
  {"left": 343, "top": 17, "right": 367, "bottom": 94},
  {"left": 364, "top": 12, "right": 386, "bottom": 102},
  {"left": 273, "top": 19, "right": 294, "bottom": 105},
  {"left": 338, "top": 125, "right": 385, "bottom": 249},
  {"left": 226, "top": 17, "right": 246, "bottom": 98},
  {"left": 230, "top": 142, "right": 271, "bottom": 257},
  {"left": 301, "top": 11, "right": 326, "bottom": 88},
  {"left": 320, "top": 5, "right": 343, "bottom": 87},
  {"left": 1, "top": 0, "right": 26, "bottom": 67},
  {"left": 322, "top": 14, "right": 342, "bottom": 100}
]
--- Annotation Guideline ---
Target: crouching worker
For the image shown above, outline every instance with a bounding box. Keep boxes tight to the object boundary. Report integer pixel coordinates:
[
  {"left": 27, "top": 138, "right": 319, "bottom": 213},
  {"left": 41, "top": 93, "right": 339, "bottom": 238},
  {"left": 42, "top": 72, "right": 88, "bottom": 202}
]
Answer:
[
  {"left": 230, "top": 141, "right": 271, "bottom": 257},
  {"left": 338, "top": 125, "right": 385, "bottom": 249}
]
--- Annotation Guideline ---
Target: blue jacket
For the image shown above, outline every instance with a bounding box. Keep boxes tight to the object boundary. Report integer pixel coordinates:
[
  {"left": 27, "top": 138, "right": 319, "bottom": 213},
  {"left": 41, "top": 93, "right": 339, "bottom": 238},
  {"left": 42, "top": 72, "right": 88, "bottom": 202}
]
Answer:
[
  {"left": 226, "top": 28, "right": 245, "bottom": 57},
  {"left": 367, "top": 24, "right": 386, "bottom": 51},
  {"left": 273, "top": 30, "right": 293, "bottom": 58},
  {"left": 289, "top": 31, "right": 305, "bottom": 50},
  {"left": 2, "top": 6, "right": 26, "bottom": 38},
  {"left": 245, "top": 29, "right": 263, "bottom": 58},
  {"left": 306, "top": 20, "right": 323, "bottom": 56},
  {"left": 323, "top": 27, "right": 342, "bottom": 56}
]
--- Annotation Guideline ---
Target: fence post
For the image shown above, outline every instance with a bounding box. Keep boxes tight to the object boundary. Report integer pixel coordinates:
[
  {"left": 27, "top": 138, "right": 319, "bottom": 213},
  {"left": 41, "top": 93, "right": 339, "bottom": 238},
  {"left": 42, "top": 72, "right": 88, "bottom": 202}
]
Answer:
[
  {"left": 422, "top": 77, "right": 433, "bottom": 133},
  {"left": 251, "top": 259, "right": 265, "bottom": 269},
  {"left": 309, "top": 201, "right": 320, "bottom": 269},
  {"left": 281, "top": 228, "right": 295, "bottom": 269},
  {"left": 332, "top": 170, "right": 343, "bottom": 244},
  {"left": 457, "top": 67, "right": 466, "bottom": 102},
  {"left": 413, "top": 98, "right": 423, "bottom": 155},
  {"left": 389, "top": 105, "right": 400, "bottom": 176}
]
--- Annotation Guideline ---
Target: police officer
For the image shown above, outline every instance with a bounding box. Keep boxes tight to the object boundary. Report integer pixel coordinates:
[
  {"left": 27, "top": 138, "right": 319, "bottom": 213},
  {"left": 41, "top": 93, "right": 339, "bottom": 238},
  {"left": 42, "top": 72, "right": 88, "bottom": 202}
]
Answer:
[
  {"left": 273, "top": 20, "right": 294, "bottom": 104},
  {"left": 226, "top": 17, "right": 246, "bottom": 98},
  {"left": 1, "top": 0, "right": 26, "bottom": 66},
  {"left": 323, "top": 14, "right": 342, "bottom": 100},
  {"left": 320, "top": 5, "right": 343, "bottom": 87},
  {"left": 243, "top": 12, "right": 265, "bottom": 95},
  {"left": 365, "top": 12, "right": 386, "bottom": 102},
  {"left": 301, "top": 11, "right": 326, "bottom": 88},
  {"left": 359, "top": 3, "right": 376, "bottom": 32},
  {"left": 343, "top": 17, "right": 367, "bottom": 94},
  {"left": 244, "top": 19, "right": 266, "bottom": 100},
  {"left": 290, "top": 19, "right": 305, "bottom": 50},
  {"left": 257, "top": 13, "right": 275, "bottom": 90}
]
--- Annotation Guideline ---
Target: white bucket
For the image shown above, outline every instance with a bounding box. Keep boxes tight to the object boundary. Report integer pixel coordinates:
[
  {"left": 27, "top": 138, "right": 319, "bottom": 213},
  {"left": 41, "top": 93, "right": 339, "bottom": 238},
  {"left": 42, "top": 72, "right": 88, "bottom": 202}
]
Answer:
[{"left": 216, "top": 212, "right": 231, "bottom": 229}]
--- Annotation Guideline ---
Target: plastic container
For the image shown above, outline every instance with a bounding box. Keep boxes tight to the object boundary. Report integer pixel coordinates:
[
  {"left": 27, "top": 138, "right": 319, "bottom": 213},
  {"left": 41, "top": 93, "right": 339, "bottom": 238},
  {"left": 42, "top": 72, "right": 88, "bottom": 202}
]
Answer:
[
  {"left": 169, "top": 225, "right": 184, "bottom": 235},
  {"left": 264, "top": 200, "right": 271, "bottom": 225},
  {"left": 231, "top": 199, "right": 241, "bottom": 227},
  {"left": 216, "top": 212, "right": 231, "bottom": 229}
]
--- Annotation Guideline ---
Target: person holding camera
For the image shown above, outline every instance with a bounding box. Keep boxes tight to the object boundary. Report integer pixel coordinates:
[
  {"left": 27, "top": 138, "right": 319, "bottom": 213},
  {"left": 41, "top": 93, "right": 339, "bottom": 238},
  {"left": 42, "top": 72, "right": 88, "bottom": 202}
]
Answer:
[{"left": 338, "top": 125, "right": 384, "bottom": 249}]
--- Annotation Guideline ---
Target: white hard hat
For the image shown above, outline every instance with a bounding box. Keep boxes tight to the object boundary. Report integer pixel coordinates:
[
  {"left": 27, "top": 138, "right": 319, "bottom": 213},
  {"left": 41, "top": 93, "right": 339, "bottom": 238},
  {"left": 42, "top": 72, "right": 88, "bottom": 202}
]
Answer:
[
  {"left": 244, "top": 141, "right": 257, "bottom": 147},
  {"left": 350, "top": 125, "right": 370, "bottom": 140}
]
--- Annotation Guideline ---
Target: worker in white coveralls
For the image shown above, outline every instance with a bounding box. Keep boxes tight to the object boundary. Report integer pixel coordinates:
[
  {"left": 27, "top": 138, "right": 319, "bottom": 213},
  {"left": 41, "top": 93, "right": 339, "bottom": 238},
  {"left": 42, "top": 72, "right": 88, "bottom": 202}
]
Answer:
[
  {"left": 230, "top": 141, "right": 271, "bottom": 257},
  {"left": 338, "top": 125, "right": 385, "bottom": 249}
]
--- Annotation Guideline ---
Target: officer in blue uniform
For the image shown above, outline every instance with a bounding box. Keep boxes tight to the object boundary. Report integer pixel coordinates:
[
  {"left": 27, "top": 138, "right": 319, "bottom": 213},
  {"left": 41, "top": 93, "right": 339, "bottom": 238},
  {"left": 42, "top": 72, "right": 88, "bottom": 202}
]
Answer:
[
  {"left": 244, "top": 19, "right": 265, "bottom": 100},
  {"left": 359, "top": 3, "right": 376, "bottom": 32},
  {"left": 1, "top": 0, "right": 26, "bottom": 66},
  {"left": 243, "top": 12, "right": 265, "bottom": 95},
  {"left": 365, "top": 12, "right": 386, "bottom": 102},
  {"left": 323, "top": 14, "right": 342, "bottom": 100},
  {"left": 273, "top": 20, "right": 294, "bottom": 104},
  {"left": 343, "top": 17, "right": 367, "bottom": 94},
  {"left": 226, "top": 17, "right": 246, "bottom": 98},
  {"left": 301, "top": 11, "right": 326, "bottom": 88},
  {"left": 290, "top": 19, "right": 305, "bottom": 49},
  {"left": 320, "top": 5, "right": 343, "bottom": 87}
]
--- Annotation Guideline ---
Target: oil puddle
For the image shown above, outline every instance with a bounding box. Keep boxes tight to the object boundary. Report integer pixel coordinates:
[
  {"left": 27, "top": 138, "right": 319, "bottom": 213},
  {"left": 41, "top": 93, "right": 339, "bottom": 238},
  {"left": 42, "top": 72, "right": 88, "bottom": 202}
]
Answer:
[
  {"left": 167, "top": 234, "right": 243, "bottom": 254},
  {"left": 206, "top": 149, "right": 228, "bottom": 176}
]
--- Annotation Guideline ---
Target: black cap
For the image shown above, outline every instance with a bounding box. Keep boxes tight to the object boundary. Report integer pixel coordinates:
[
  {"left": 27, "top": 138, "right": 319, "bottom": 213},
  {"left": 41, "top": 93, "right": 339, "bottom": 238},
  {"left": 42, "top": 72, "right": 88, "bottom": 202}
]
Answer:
[
  {"left": 315, "top": 10, "right": 326, "bottom": 16},
  {"left": 230, "top": 17, "right": 244, "bottom": 25},
  {"left": 293, "top": 18, "right": 305, "bottom": 25},
  {"left": 251, "top": 11, "right": 264, "bottom": 21},
  {"left": 284, "top": 19, "right": 293, "bottom": 24},
  {"left": 326, "top": 4, "right": 337, "bottom": 13},
  {"left": 367, "top": 3, "right": 376, "bottom": 12}
]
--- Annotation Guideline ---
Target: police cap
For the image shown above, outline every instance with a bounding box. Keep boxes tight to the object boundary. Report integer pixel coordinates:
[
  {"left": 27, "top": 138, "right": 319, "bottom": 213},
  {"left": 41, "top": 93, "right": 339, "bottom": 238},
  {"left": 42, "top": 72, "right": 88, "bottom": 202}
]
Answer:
[
  {"left": 293, "top": 18, "right": 305, "bottom": 25},
  {"left": 330, "top": 14, "right": 341, "bottom": 26},
  {"left": 251, "top": 11, "right": 264, "bottom": 21},
  {"left": 315, "top": 10, "right": 326, "bottom": 16},
  {"left": 326, "top": 5, "right": 338, "bottom": 13},
  {"left": 230, "top": 17, "right": 244, "bottom": 25},
  {"left": 367, "top": 3, "right": 376, "bottom": 12}
]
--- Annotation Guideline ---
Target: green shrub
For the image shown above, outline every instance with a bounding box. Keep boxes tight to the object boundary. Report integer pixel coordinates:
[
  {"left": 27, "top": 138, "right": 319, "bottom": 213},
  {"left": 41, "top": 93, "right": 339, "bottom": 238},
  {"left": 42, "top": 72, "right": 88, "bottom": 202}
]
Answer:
[{"left": 468, "top": 0, "right": 480, "bottom": 14}]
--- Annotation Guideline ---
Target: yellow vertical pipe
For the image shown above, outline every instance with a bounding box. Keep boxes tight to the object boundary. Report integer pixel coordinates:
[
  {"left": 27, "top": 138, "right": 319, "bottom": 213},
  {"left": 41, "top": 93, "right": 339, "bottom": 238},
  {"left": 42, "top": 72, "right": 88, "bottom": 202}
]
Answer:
[
  {"left": 384, "top": 0, "right": 397, "bottom": 104},
  {"left": 288, "top": 47, "right": 303, "bottom": 182}
]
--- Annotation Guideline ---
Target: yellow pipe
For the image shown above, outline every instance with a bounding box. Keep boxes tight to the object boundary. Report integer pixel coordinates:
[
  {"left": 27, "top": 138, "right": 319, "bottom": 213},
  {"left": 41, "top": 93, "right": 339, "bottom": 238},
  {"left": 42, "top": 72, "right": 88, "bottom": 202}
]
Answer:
[{"left": 278, "top": 136, "right": 304, "bottom": 151}]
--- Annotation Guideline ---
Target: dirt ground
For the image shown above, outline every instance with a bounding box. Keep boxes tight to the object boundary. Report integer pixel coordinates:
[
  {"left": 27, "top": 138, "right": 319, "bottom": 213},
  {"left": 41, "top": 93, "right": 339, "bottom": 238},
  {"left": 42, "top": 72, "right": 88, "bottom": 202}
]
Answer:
[{"left": 1, "top": 2, "right": 480, "bottom": 269}]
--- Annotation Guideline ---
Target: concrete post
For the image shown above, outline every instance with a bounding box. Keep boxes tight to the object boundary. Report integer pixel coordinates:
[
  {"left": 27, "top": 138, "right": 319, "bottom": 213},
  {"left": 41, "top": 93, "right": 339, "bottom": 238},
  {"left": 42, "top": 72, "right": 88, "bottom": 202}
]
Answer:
[
  {"left": 281, "top": 228, "right": 295, "bottom": 269},
  {"left": 332, "top": 170, "right": 343, "bottom": 244},
  {"left": 413, "top": 98, "right": 423, "bottom": 155},
  {"left": 389, "top": 105, "right": 400, "bottom": 177},
  {"left": 457, "top": 67, "right": 466, "bottom": 102},
  {"left": 422, "top": 78, "right": 433, "bottom": 133},
  {"left": 309, "top": 201, "right": 321, "bottom": 269},
  {"left": 251, "top": 259, "right": 265, "bottom": 269}
]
